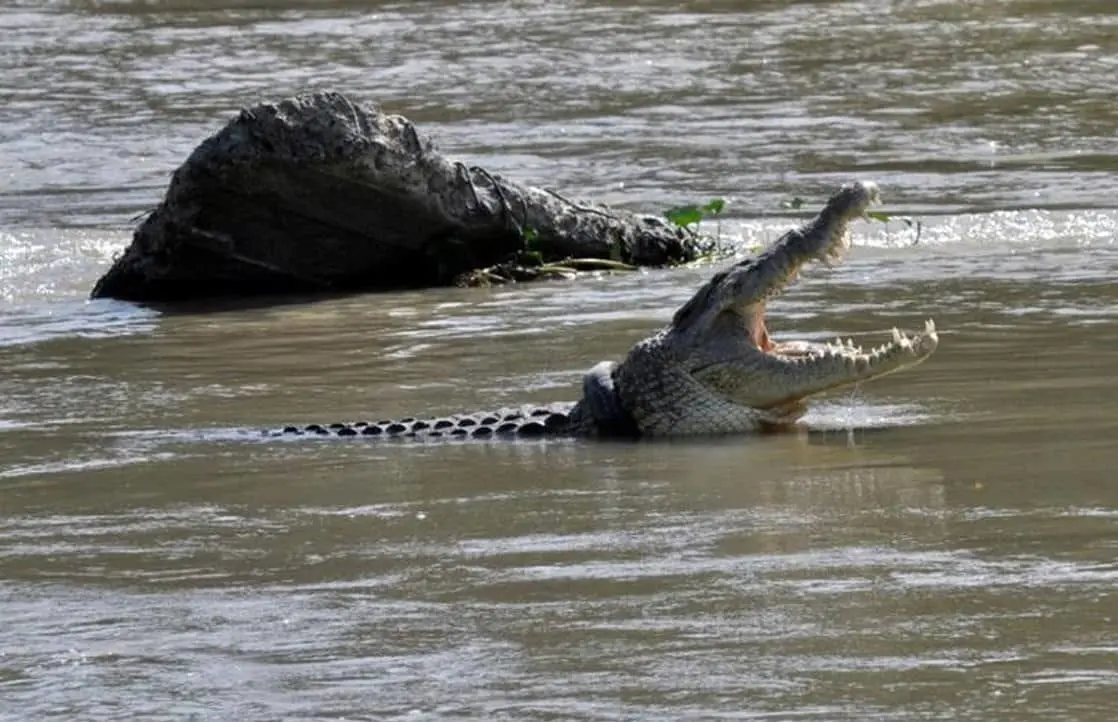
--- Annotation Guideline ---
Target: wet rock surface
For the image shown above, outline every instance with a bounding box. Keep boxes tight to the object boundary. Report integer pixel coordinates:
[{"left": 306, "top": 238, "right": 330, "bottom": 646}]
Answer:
[{"left": 91, "top": 91, "right": 700, "bottom": 303}]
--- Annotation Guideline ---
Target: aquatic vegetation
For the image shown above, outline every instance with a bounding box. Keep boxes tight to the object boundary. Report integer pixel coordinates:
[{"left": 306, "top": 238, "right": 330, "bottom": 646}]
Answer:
[{"left": 664, "top": 198, "right": 726, "bottom": 233}]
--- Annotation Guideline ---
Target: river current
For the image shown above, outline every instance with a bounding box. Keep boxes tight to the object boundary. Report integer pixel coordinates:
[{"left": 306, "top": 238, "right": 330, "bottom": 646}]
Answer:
[{"left": 3, "top": 2, "right": 1118, "bottom": 720}]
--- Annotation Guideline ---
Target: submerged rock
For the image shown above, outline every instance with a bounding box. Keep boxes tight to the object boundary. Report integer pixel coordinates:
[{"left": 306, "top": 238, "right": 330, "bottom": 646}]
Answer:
[{"left": 91, "top": 91, "right": 701, "bottom": 303}]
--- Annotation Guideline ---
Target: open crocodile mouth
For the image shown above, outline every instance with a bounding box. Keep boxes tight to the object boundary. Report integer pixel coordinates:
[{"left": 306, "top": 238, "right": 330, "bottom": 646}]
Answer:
[
  {"left": 746, "top": 193, "right": 938, "bottom": 372},
  {"left": 733, "top": 308, "right": 938, "bottom": 417},
  {"left": 683, "top": 180, "right": 939, "bottom": 417}
]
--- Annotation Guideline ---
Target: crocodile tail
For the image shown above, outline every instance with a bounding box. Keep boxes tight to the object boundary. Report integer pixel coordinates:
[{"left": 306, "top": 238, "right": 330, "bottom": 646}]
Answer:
[{"left": 267, "top": 403, "right": 577, "bottom": 440}]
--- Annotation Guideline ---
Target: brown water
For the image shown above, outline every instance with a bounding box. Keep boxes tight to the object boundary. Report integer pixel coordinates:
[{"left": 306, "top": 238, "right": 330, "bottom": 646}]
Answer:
[{"left": 3, "top": 1, "right": 1118, "bottom": 720}]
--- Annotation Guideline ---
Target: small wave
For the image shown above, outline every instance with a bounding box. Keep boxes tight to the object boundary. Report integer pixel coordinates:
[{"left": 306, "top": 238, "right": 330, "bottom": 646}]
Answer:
[
  {"left": 0, "top": 451, "right": 175, "bottom": 480},
  {"left": 802, "top": 399, "right": 943, "bottom": 431}
]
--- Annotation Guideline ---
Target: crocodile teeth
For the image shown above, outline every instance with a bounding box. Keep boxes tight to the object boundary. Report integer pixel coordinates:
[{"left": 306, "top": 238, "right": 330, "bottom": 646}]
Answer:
[{"left": 812, "top": 321, "right": 938, "bottom": 362}]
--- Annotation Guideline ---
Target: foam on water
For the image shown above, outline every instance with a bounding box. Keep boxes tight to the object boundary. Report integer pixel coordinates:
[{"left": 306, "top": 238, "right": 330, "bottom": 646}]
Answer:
[{"left": 0, "top": 228, "right": 159, "bottom": 347}]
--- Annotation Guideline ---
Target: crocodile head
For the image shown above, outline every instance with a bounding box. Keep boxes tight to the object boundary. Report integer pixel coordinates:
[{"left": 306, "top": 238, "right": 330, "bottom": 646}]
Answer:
[{"left": 613, "top": 181, "right": 939, "bottom": 435}]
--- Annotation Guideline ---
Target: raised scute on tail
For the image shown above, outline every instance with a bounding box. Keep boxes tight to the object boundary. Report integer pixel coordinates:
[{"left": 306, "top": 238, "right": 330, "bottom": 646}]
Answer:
[{"left": 270, "top": 405, "right": 580, "bottom": 440}]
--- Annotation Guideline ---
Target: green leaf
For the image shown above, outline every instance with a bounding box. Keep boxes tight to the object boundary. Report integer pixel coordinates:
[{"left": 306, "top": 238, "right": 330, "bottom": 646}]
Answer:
[
  {"left": 865, "top": 211, "right": 891, "bottom": 222},
  {"left": 702, "top": 198, "right": 726, "bottom": 216},
  {"left": 665, "top": 204, "right": 704, "bottom": 228},
  {"left": 521, "top": 226, "right": 540, "bottom": 251}
]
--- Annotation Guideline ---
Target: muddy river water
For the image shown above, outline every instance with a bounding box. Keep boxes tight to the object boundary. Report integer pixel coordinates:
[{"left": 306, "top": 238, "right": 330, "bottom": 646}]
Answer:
[{"left": 3, "top": 1, "right": 1118, "bottom": 719}]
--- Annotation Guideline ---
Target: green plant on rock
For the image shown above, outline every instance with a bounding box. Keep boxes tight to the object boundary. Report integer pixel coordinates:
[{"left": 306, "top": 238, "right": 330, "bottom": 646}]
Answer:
[
  {"left": 664, "top": 197, "right": 728, "bottom": 258},
  {"left": 518, "top": 226, "right": 544, "bottom": 266},
  {"left": 664, "top": 198, "right": 727, "bottom": 234}
]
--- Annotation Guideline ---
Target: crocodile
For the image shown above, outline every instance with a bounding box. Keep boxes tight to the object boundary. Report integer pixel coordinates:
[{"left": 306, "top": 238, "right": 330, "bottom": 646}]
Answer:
[{"left": 272, "top": 180, "right": 938, "bottom": 441}]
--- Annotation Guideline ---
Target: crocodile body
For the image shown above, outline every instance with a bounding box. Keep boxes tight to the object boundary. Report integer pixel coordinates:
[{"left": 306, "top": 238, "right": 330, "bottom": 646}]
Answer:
[{"left": 272, "top": 181, "right": 939, "bottom": 441}]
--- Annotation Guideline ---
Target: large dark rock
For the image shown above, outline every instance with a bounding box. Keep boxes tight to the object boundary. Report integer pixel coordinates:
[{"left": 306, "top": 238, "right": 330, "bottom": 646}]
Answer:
[{"left": 91, "top": 91, "right": 701, "bottom": 302}]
